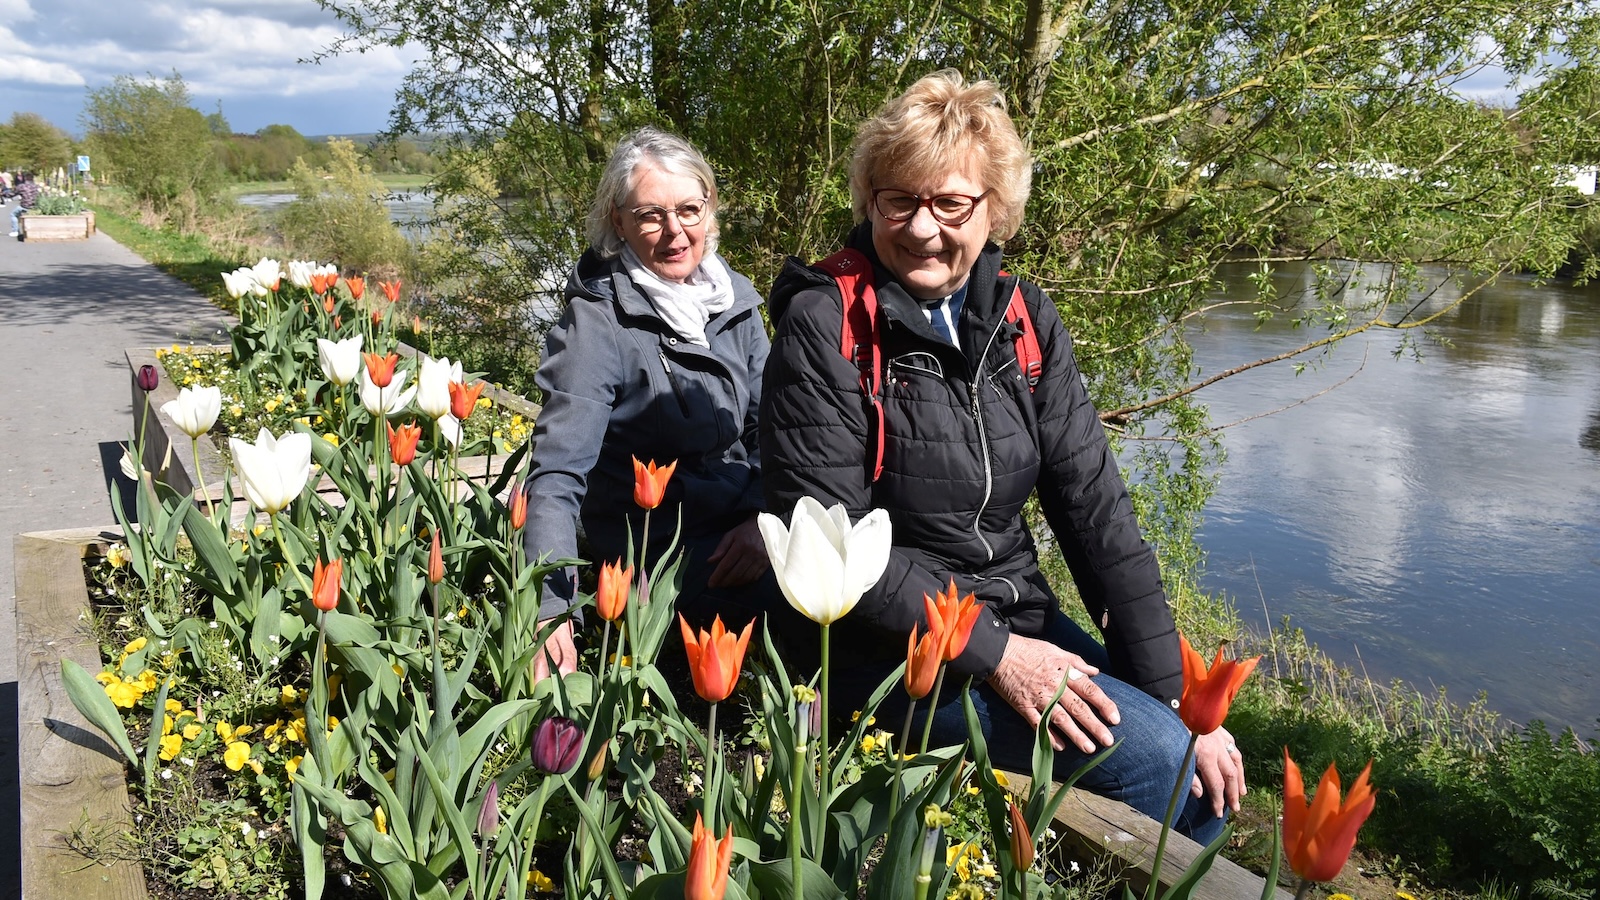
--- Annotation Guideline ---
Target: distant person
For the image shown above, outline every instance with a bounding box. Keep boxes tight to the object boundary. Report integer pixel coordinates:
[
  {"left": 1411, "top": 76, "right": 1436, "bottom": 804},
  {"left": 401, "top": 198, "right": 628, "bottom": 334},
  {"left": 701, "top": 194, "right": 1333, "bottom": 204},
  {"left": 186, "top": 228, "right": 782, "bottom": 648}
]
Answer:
[
  {"left": 10, "top": 172, "right": 39, "bottom": 238},
  {"left": 0, "top": 170, "right": 13, "bottom": 196}
]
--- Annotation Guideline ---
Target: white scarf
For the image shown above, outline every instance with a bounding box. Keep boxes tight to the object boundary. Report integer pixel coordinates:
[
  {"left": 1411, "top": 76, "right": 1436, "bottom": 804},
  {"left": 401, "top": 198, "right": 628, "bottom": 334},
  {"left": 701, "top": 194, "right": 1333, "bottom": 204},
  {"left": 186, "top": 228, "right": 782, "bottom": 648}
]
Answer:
[{"left": 621, "top": 246, "right": 736, "bottom": 347}]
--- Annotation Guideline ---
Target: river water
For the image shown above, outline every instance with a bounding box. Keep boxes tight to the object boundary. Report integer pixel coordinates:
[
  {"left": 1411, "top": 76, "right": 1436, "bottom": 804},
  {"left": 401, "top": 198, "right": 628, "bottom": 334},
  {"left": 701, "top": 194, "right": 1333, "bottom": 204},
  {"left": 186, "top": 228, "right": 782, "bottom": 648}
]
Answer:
[
  {"left": 1185, "top": 262, "right": 1600, "bottom": 732},
  {"left": 236, "top": 191, "right": 435, "bottom": 238}
]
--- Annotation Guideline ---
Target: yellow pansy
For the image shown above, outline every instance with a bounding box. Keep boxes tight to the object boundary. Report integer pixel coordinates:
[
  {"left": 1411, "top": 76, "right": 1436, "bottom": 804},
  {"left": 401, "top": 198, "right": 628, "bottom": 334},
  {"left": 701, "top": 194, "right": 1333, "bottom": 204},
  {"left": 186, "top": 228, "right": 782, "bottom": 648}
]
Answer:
[
  {"left": 285, "top": 755, "right": 302, "bottom": 779},
  {"left": 105, "top": 679, "right": 142, "bottom": 708},
  {"left": 182, "top": 723, "right": 203, "bottom": 741},
  {"left": 136, "top": 671, "right": 158, "bottom": 691},
  {"left": 264, "top": 398, "right": 280, "bottom": 413},
  {"left": 106, "top": 544, "right": 132, "bottom": 568},
  {"left": 528, "top": 869, "right": 554, "bottom": 893},
  {"left": 322, "top": 433, "right": 340, "bottom": 447},
  {"left": 860, "top": 734, "right": 878, "bottom": 754},
  {"left": 973, "top": 863, "right": 997, "bottom": 879},
  {"left": 159, "top": 734, "right": 183, "bottom": 761},
  {"left": 162, "top": 714, "right": 175, "bottom": 735},
  {"left": 992, "top": 769, "right": 1010, "bottom": 788},
  {"left": 95, "top": 671, "right": 117, "bottom": 686},
  {"left": 229, "top": 405, "right": 243, "bottom": 418},
  {"left": 223, "top": 741, "right": 252, "bottom": 772},
  {"left": 165, "top": 698, "right": 184, "bottom": 714},
  {"left": 280, "top": 685, "right": 301, "bottom": 706}
]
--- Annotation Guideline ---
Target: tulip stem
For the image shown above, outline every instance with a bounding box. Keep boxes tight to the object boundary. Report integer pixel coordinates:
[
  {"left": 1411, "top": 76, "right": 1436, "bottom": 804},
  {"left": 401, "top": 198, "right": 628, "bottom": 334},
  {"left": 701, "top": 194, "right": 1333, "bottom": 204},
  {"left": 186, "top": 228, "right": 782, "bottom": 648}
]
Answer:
[
  {"left": 820, "top": 623, "right": 831, "bottom": 778},
  {"left": 705, "top": 701, "right": 720, "bottom": 833},
  {"left": 189, "top": 437, "right": 216, "bottom": 521},
  {"left": 890, "top": 700, "right": 916, "bottom": 823},
  {"left": 269, "top": 513, "right": 315, "bottom": 599},
  {"left": 791, "top": 731, "right": 805, "bottom": 900},
  {"left": 919, "top": 665, "right": 948, "bottom": 756},
  {"left": 1145, "top": 732, "right": 1199, "bottom": 900},
  {"left": 1292, "top": 878, "right": 1314, "bottom": 900}
]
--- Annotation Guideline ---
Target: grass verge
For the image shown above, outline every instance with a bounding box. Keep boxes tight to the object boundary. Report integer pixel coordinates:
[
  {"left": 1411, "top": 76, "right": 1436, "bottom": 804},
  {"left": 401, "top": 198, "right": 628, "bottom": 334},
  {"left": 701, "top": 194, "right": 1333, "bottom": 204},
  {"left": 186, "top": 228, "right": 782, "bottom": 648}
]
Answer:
[{"left": 88, "top": 201, "right": 253, "bottom": 315}]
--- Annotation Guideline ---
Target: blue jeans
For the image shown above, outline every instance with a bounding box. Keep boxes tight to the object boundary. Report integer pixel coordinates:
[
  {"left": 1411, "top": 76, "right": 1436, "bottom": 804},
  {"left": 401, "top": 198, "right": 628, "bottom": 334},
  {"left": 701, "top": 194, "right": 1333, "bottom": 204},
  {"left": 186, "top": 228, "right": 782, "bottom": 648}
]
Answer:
[
  {"left": 835, "top": 610, "right": 1226, "bottom": 844},
  {"left": 9, "top": 203, "right": 23, "bottom": 234}
]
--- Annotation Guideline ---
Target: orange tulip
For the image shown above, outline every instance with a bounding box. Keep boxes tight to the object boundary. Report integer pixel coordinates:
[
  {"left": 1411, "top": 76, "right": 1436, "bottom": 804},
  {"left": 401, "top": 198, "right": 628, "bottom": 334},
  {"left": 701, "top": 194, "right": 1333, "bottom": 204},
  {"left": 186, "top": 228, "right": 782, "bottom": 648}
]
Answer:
[
  {"left": 347, "top": 276, "right": 366, "bottom": 301},
  {"left": 1177, "top": 635, "right": 1260, "bottom": 735},
  {"left": 311, "top": 272, "right": 336, "bottom": 296},
  {"left": 379, "top": 280, "right": 401, "bottom": 303},
  {"left": 904, "top": 624, "right": 941, "bottom": 700},
  {"left": 448, "top": 381, "right": 487, "bottom": 420},
  {"left": 364, "top": 352, "right": 399, "bottom": 389},
  {"left": 371, "top": 308, "right": 384, "bottom": 327},
  {"left": 428, "top": 528, "right": 444, "bottom": 585},
  {"left": 1283, "top": 749, "right": 1377, "bottom": 883},
  {"left": 678, "top": 614, "right": 752, "bottom": 704},
  {"left": 388, "top": 421, "right": 422, "bottom": 465},
  {"left": 312, "top": 557, "right": 342, "bottom": 612},
  {"left": 509, "top": 488, "right": 528, "bottom": 530},
  {"left": 632, "top": 457, "right": 677, "bottom": 510},
  {"left": 686, "top": 812, "right": 734, "bottom": 900},
  {"left": 1007, "top": 801, "right": 1034, "bottom": 871},
  {"left": 596, "top": 559, "right": 632, "bottom": 622},
  {"left": 334, "top": 314, "right": 343, "bottom": 329},
  {"left": 925, "top": 580, "right": 982, "bottom": 662},
  {"left": 322, "top": 294, "right": 336, "bottom": 314}
]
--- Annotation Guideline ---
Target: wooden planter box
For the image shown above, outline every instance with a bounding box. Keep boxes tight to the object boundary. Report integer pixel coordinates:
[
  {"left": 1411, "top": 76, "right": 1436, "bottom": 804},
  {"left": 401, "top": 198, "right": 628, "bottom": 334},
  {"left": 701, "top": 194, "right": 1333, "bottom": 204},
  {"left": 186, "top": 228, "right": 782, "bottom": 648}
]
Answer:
[
  {"left": 14, "top": 527, "right": 147, "bottom": 900},
  {"left": 19, "top": 211, "right": 95, "bottom": 241},
  {"left": 128, "top": 345, "right": 542, "bottom": 525}
]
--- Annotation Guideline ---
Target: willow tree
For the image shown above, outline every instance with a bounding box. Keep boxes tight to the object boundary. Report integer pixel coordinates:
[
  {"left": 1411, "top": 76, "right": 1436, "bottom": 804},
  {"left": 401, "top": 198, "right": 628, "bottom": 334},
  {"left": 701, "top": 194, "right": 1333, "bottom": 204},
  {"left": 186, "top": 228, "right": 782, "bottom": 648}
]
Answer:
[{"left": 317, "top": 0, "right": 1599, "bottom": 569}]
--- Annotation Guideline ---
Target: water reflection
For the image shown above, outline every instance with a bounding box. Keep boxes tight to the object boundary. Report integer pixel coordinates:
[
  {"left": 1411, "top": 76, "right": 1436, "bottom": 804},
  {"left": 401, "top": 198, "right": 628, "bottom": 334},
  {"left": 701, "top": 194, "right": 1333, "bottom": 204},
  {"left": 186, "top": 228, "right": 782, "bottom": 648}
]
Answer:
[{"left": 1189, "top": 263, "right": 1600, "bottom": 730}]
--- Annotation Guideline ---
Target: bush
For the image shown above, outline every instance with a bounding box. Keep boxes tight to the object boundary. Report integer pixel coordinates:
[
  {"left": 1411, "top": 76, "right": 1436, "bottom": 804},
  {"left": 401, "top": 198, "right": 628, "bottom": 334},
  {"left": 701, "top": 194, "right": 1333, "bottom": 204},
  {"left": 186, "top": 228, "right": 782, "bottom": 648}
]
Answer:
[
  {"left": 277, "top": 138, "right": 410, "bottom": 276},
  {"left": 33, "top": 192, "right": 86, "bottom": 215}
]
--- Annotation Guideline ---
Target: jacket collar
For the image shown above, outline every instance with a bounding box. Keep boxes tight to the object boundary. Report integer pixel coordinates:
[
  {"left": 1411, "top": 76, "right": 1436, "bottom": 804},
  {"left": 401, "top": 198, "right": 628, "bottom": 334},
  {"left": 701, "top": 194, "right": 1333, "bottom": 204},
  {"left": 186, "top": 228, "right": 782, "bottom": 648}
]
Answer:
[
  {"left": 844, "top": 221, "right": 1013, "bottom": 354},
  {"left": 567, "top": 248, "right": 761, "bottom": 337}
]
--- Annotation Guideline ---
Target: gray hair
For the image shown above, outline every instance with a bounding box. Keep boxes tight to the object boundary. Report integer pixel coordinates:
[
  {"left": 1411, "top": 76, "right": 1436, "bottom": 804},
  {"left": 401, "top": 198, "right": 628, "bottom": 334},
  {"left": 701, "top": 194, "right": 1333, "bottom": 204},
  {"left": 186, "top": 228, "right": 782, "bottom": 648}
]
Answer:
[{"left": 585, "top": 127, "right": 720, "bottom": 258}]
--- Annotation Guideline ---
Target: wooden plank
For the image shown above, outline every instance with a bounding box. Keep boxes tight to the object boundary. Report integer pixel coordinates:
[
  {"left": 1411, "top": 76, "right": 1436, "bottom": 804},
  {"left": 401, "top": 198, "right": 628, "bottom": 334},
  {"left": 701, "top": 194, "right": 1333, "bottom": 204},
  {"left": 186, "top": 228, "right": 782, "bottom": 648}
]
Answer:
[
  {"left": 1003, "top": 773, "right": 1289, "bottom": 900},
  {"left": 14, "top": 530, "right": 148, "bottom": 900}
]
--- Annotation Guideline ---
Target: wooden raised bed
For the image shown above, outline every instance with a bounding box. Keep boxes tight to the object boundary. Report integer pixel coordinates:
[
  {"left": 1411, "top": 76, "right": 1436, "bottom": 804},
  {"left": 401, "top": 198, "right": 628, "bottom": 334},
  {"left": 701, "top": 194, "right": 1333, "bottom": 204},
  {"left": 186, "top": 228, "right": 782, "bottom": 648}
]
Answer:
[
  {"left": 14, "top": 526, "right": 146, "bottom": 900},
  {"left": 19, "top": 212, "right": 95, "bottom": 241},
  {"left": 127, "top": 345, "right": 541, "bottom": 525}
]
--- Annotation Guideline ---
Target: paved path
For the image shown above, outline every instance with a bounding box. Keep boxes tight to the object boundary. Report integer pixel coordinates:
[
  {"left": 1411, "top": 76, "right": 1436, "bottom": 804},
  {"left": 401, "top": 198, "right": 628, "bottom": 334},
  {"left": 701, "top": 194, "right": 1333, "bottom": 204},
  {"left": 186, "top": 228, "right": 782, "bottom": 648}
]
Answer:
[{"left": 0, "top": 218, "right": 234, "bottom": 898}]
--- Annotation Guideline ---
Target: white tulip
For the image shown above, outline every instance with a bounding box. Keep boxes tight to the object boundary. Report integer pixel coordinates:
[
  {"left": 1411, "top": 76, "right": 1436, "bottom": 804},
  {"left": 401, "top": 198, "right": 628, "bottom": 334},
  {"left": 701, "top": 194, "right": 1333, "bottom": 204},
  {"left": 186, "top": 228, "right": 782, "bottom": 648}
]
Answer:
[
  {"left": 221, "top": 269, "right": 254, "bottom": 299},
  {"left": 160, "top": 385, "right": 222, "bottom": 439},
  {"left": 416, "top": 355, "right": 462, "bottom": 420},
  {"left": 757, "top": 496, "right": 892, "bottom": 625},
  {"left": 252, "top": 257, "right": 283, "bottom": 291},
  {"left": 288, "top": 260, "right": 317, "bottom": 289},
  {"left": 316, "top": 334, "right": 364, "bottom": 386},
  {"left": 229, "top": 428, "right": 313, "bottom": 515},
  {"left": 360, "top": 367, "right": 417, "bottom": 417},
  {"left": 438, "top": 413, "right": 462, "bottom": 448}
]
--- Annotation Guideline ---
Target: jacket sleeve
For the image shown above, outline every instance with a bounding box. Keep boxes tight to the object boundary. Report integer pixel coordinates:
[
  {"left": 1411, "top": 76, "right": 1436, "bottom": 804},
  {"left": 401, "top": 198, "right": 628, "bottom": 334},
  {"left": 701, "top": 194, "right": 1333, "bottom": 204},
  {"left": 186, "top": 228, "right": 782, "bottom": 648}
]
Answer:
[
  {"left": 761, "top": 284, "right": 1011, "bottom": 679},
  {"left": 736, "top": 279, "right": 771, "bottom": 516},
  {"left": 523, "top": 297, "right": 623, "bottom": 621},
  {"left": 1024, "top": 284, "right": 1183, "bottom": 706}
]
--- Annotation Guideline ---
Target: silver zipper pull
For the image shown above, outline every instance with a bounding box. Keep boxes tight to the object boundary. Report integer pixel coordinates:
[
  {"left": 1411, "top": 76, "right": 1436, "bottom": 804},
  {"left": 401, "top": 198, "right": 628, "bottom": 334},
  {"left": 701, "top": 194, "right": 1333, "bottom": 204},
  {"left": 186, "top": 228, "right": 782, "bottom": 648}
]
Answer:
[{"left": 659, "top": 349, "right": 671, "bottom": 373}]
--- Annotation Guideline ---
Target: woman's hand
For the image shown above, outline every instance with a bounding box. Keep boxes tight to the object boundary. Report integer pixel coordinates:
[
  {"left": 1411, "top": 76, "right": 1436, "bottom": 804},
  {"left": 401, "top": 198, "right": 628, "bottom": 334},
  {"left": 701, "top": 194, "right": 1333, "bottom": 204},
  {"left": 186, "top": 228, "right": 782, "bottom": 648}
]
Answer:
[
  {"left": 531, "top": 618, "right": 579, "bottom": 685},
  {"left": 1191, "top": 725, "right": 1246, "bottom": 817},
  {"left": 986, "top": 632, "right": 1120, "bottom": 754},
  {"left": 706, "top": 515, "right": 770, "bottom": 588}
]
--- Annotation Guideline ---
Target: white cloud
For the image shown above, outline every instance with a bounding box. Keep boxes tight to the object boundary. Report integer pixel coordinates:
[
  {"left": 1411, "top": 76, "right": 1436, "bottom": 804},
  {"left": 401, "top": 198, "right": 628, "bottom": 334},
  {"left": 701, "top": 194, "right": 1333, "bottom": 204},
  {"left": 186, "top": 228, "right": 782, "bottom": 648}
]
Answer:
[{"left": 0, "top": 56, "right": 87, "bottom": 87}]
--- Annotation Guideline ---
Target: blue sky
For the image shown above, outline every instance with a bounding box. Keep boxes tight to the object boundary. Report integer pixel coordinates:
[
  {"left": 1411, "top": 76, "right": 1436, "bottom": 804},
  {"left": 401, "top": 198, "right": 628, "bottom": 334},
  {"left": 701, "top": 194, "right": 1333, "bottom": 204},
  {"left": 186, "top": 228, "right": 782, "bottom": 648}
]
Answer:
[
  {"left": 0, "top": 0, "right": 415, "bottom": 137},
  {"left": 0, "top": 0, "right": 1535, "bottom": 142}
]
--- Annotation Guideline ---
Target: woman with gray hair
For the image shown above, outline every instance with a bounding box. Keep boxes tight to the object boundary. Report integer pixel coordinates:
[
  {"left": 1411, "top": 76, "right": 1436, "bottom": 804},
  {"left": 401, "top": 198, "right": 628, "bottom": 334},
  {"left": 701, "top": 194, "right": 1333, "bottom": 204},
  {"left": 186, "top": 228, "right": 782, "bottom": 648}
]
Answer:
[{"left": 521, "top": 127, "right": 780, "bottom": 682}]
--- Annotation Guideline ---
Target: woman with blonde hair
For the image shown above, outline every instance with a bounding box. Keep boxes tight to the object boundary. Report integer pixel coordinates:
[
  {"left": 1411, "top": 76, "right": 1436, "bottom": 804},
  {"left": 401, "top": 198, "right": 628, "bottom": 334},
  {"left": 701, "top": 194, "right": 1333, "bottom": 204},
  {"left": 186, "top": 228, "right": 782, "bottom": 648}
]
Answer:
[{"left": 760, "top": 72, "right": 1241, "bottom": 841}]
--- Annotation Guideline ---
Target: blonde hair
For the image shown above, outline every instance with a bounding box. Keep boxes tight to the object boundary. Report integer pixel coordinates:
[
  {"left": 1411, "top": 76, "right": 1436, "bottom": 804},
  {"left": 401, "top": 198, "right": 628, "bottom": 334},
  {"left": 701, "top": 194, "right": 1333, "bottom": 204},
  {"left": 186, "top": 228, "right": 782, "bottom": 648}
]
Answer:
[
  {"left": 849, "top": 70, "right": 1032, "bottom": 242},
  {"left": 585, "top": 127, "right": 720, "bottom": 258}
]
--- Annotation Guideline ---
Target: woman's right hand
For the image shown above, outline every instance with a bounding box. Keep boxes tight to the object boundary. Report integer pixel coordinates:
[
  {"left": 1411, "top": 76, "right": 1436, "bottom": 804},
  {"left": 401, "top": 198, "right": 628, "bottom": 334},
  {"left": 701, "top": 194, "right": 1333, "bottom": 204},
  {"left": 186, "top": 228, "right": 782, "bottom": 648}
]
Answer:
[
  {"left": 986, "top": 632, "right": 1120, "bottom": 754},
  {"left": 531, "top": 618, "right": 579, "bottom": 685}
]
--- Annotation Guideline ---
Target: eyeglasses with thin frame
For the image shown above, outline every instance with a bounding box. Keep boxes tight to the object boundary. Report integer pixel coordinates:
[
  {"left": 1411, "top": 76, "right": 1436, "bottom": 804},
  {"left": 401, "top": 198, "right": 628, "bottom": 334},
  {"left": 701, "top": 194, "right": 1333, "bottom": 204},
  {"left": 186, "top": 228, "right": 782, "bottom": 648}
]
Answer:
[
  {"left": 619, "top": 198, "right": 709, "bottom": 234},
  {"left": 872, "top": 188, "right": 990, "bottom": 226}
]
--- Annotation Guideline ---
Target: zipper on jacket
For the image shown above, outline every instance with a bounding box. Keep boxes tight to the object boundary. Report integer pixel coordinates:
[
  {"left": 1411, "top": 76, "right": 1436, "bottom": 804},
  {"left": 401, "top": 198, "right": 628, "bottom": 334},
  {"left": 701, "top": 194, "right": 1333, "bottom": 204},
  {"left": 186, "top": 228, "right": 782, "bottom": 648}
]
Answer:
[
  {"left": 659, "top": 348, "right": 692, "bottom": 417},
  {"left": 968, "top": 317, "right": 1010, "bottom": 563}
]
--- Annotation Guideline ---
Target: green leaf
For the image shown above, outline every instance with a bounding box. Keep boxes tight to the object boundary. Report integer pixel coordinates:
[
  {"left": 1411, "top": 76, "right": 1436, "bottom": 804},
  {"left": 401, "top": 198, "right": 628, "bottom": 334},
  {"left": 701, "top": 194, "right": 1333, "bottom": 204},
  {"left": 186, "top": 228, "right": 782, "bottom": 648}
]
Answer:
[
  {"left": 1158, "top": 823, "right": 1234, "bottom": 900},
  {"left": 59, "top": 659, "right": 139, "bottom": 767},
  {"left": 748, "top": 858, "right": 848, "bottom": 900},
  {"left": 181, "top": 499, "right": 239, "bottom": 594}
]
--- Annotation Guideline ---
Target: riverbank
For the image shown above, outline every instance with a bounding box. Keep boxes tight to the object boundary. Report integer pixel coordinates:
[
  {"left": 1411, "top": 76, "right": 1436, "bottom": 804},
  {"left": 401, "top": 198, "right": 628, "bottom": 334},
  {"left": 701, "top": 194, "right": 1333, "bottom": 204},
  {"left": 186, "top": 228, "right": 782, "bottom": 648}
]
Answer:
[{"left": 82, "top": 207, "right": 1600, "bottom": 899}]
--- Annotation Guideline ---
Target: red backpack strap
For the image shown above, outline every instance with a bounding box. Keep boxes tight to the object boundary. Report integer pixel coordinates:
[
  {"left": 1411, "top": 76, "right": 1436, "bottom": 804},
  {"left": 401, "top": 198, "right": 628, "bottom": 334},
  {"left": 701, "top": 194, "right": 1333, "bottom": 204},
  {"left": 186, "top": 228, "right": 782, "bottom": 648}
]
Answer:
[
  {"left": 1002, "top": 278, "right": 1043, "bottom": 392},
  {"left": 814, "top": 249, "right": 886, "bottom": 481}
]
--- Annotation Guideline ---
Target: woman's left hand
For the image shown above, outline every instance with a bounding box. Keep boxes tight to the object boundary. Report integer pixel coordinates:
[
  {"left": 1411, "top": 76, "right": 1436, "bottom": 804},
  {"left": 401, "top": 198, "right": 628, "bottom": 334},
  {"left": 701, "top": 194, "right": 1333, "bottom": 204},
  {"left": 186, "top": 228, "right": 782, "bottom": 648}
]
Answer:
[
  {"left": 707, "top": 516, "right": 770, "bottom": 588},
  {"left": 1191, "top": 725, "right": 1246, "bottom": 818}
]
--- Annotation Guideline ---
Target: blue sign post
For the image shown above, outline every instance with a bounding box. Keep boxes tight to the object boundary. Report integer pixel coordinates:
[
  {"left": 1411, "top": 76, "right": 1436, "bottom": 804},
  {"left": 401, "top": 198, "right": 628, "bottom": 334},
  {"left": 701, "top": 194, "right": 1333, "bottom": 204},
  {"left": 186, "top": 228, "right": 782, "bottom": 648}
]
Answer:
[{"left": 76, "top": 156, "right": 90, "bottom": 173}]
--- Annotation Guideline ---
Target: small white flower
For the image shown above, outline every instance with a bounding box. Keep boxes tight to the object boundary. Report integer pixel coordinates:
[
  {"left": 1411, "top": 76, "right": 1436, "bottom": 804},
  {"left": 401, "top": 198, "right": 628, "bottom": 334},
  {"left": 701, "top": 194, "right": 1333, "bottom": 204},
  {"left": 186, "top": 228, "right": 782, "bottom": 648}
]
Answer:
[
  {"left": 240, "top": 821, "right": 253, "bottom": 835},
  {"left": 159, "top": 770, "right": 172, "bottom": 781},
  {"left": 209, "top": 621, "right": 219, "bottom": 629},
  {"left": 182, "top": 757, "right": 196, "bottom": 766}
]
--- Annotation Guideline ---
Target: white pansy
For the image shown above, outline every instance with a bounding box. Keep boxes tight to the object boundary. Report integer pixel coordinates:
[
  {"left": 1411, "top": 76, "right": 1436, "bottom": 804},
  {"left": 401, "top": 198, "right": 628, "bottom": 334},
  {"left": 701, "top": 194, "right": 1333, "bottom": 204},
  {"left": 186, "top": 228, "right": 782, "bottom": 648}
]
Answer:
[
  {"left": 416, "top": 355, "right": 462, "bottom": 420},
  {"left": 360, "top": 367, "right": 416, "bottom": 417},
  {"left": 316, "top": 334, "right": 364, "bottom": 386},
  {"left": 160, "top": 385, "right": 222, "bottom": 439},
  {"left": 228, "top": 427, "right": 313, "bottom": 515},
  {"left": 757, "top": 496, "right": 892, "bottom": 625}
]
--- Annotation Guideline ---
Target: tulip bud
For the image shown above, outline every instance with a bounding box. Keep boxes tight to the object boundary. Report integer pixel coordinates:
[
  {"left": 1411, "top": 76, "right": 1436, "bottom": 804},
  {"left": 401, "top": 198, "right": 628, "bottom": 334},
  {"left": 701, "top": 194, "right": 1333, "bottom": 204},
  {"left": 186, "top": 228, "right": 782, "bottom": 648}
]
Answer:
[
  {"left": 510, "top": 487, "right": 528, "bottom": 530},
  {"left": 137, "top": 364, "right": 159, "bottom": 392},
  {"left": 918, "top": 803, "right": 950, "bottom": 886},
  {"left": 586, "top": 743, "right": 608, "bottom": 782},
  {"left": 311, "top": 557, "right": 342, "bottom": 612},
  {"left": 388, "top": 421, "right": 422, "bottom": 466},
  {"left": 1007, "top": 801, "right": 1034, "bottom": 872},
  {"left": 428, "top": 529, "right": 444, "bottom": 584},
  {"left": 323, "top": 294, "right": 336, "bottom": 314},
  {"left": 477, "top": 780, "right": 500, "bottom": 837},
  {"left": 530, "top": 716, "right": 583, "bottom": 774}
]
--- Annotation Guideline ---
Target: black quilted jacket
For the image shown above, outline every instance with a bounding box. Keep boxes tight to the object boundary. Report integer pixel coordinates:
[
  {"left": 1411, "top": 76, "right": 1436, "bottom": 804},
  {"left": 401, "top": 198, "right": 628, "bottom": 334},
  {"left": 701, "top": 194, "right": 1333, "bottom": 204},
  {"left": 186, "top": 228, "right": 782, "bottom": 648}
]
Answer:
[{"left": 760, "top": 223, "right": 1183, "bottom": 706}]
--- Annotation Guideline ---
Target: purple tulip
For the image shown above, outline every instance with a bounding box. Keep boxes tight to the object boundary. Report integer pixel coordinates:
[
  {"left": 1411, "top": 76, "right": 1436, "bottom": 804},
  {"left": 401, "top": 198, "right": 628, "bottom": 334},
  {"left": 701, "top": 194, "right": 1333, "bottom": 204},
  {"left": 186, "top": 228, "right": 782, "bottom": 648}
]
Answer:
[
  {"left": 477, "top": 780, "right": 500, "bottom": 837},
  {"left": 137, "top": 364, "right": 159, "bottom": 392},
  {"left": 531, "top": 716, "right": 583, "bottom": 774}
]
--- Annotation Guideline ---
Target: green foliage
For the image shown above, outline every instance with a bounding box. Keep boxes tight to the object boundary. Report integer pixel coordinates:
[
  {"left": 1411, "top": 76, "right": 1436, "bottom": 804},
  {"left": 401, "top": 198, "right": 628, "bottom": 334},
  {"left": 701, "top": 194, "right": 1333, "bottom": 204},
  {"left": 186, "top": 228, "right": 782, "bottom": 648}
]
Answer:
[
  {"left": 0, "top": 111, "right": 75, "bottom": 172},
  {"left": 82, "top": 72, "right": 223, "bottom": 226},
  {"left": 32, "top": 192, "right": 86, "bottom": 215},
  {"left": 277, "top": 138, "right": 410, "bottom": 275}
]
